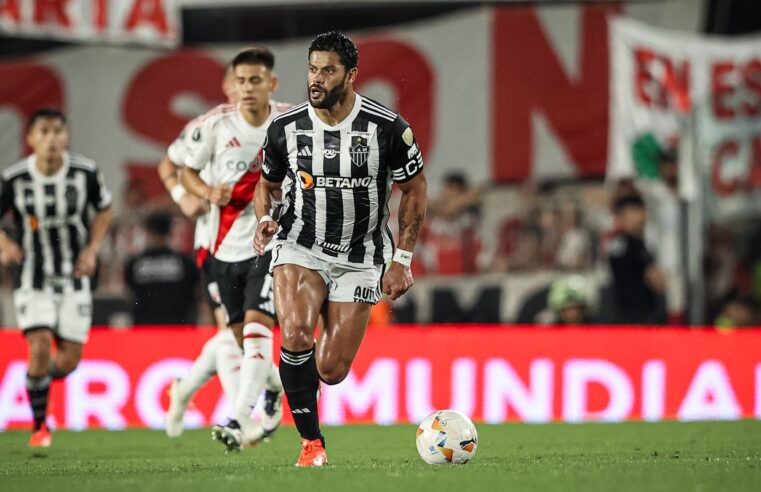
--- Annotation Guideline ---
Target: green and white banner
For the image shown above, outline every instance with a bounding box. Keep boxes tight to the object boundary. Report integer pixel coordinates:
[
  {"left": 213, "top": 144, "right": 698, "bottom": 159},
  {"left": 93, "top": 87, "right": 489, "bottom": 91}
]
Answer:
[{"left": 608, "top": 18, "right": 761, "bottom": 219}]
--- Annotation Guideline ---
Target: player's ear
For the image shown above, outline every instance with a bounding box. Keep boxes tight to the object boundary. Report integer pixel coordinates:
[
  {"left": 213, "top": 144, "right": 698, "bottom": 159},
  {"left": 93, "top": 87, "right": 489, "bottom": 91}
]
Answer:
[
  {"left": 347, "top": 67, "right": 358, "bottom": 85},
  {"left": 26, "top": 127, "right": 35, "bottom": 147},
  {"left": 270, "top": 74, "right": 279, "bottom": 93}
]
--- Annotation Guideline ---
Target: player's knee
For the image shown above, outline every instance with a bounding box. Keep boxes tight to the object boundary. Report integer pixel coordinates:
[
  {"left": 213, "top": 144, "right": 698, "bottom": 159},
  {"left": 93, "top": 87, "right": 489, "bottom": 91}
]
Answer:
[
  {"left": 29, "top": 343, "right": 51, "bottom": 361},
  {"left": 26, "top": 333, "right": 52, "bottom": 360},
  {"left": 54, "top": 355, "right": 80, "bottom": 376},
  {"left": 280, "top": 324, "right": 314, "bottom": 351},
  {"left": 317, "top": 361, "right": 350, "bottom": 386}
]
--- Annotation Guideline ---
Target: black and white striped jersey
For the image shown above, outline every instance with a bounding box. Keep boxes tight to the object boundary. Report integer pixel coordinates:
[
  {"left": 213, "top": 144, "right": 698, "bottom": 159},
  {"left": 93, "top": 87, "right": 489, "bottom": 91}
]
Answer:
[
  {"left": 262, "top": 94, "right": 424, "bottom": 266},
  {"left": 0, "top": 152, "right": 112, "bottom": 291}
]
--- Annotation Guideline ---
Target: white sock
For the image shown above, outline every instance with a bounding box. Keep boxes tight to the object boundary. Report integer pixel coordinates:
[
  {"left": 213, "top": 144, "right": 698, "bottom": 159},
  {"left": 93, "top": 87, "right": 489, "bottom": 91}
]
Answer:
[
  {"left": 235, "top": 322, "right": 273, "bottom": 435},
  {"left": 265, "top": 362, "right": 282, "bottom": 393},
  {"left": 215, "top": 329, "right": 242, "bottom": 411},
  {"left": 176, "top": 331, "right": 220, "bottom": 402}
]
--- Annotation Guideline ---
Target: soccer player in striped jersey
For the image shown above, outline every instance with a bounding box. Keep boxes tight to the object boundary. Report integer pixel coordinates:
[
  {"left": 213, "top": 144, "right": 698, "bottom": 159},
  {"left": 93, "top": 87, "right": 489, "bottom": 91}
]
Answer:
[
  {"left": 0, "top": 108, "right": 113, "bottom": 447},
  {"left": 254, "top": 32, "right": 428, "bottom": 466},
  {"left": 181, "top": 47, "right": 291, "bottom": 451}
]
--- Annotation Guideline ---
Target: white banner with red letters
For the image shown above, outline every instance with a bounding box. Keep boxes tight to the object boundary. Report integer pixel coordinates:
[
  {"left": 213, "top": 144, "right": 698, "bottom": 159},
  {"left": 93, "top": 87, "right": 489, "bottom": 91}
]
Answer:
[
  {"left": 0, "top": 3, "right": 705, "bottom": 201},
  {"left": 0, "top": 0, "right": 180, "bottom": 47},
  {"left": 608, "top": 18, "right": 761, "bottom": 219},
  {"left": 1, "top": 326, "right": 761, "bottom": 430}
]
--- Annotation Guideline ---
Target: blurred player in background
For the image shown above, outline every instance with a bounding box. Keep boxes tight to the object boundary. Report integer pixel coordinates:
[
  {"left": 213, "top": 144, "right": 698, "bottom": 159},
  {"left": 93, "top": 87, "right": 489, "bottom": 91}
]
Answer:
[
  {"left": 0, "top": 108, "right": 113, "bottom": 447},
  {"left": 159, "top": 65, "right": 247, "bottom": 439},
  {"left": 182, "top": 47, "right": 292, "bottom": 452},
  {"left": 254, "top": 32, "right": 428, "bottom": 466}
]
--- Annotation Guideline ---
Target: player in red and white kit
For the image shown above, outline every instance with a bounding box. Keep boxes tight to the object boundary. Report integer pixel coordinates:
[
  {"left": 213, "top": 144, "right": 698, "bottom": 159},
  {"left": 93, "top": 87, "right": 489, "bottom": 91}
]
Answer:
[
  {"left": 158, "top": 66, "right": 257, "bottom": 440},
  {"left": 181, "top": 47, "right": 292, "bottom": 451}
]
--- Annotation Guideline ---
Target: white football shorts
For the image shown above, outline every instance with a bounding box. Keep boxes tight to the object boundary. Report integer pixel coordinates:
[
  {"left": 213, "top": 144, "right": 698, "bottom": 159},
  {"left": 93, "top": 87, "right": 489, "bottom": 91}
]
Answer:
[
  {"left": 269, "top": 242, "right": 383, "bottom": 304},
  {"left": 13, "top": 287, "right": 93, "bottom": 343}
]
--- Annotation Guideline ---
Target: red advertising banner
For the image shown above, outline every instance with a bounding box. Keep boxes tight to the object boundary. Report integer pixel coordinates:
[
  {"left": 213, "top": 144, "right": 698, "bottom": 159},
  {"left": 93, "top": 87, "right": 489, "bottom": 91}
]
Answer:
[{"left": 1, "top": 326, "right": 760, "bottom": 430}]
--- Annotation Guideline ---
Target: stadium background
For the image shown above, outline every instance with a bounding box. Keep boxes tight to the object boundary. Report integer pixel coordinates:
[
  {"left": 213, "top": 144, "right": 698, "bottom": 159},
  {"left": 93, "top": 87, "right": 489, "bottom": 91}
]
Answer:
[{"left": 1, "top": 0, "right": 761, "bottom": 431}]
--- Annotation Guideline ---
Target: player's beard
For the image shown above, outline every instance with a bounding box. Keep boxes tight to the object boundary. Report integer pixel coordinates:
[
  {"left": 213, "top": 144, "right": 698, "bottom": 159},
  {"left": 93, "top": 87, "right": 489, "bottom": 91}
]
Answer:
[{"left": 308, "top": 75, "right": 348, "bottom": 109}]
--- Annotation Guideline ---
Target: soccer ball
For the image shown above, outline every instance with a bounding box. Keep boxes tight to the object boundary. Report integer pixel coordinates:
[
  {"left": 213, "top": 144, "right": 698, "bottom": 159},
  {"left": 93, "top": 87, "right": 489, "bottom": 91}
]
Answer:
[{"left": 415, "top": 410, "right": 478, "bottom": 464}]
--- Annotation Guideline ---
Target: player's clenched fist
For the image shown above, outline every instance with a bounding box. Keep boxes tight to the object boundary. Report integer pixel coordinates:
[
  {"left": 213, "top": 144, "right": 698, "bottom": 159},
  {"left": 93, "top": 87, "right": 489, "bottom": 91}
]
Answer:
[
  {"left": 0, "top": 238, "right": 23, "bottom": 266},
  {"left": 206, "top": 184, "right": 232, "bottom": 206},
  {"left": 254, "top": 219, "right": 278, "bottom": 256},
  {"left": 382, "top": 262, "right": 414, "bottom": 301},
  {"left": 74, "top": 245, "right": 98, "bottom": 278}
]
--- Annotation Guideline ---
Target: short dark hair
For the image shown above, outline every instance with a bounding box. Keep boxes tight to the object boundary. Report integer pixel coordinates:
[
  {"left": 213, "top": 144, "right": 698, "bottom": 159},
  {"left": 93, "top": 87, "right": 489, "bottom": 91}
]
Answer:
[
  {"left": 27, "top": 108, "right": 66, "bottom": 131},
  {"left": 309, "top": 31, "right": 358, "bottom": 69},
  {"left": 231, "top": 47, "right": 275, "bottom": 70},
  {"left": 613, "top": 194, "right": 645, "bottom": 214},
  {"left": 144, "top": 212, "right": 173, "bottom": 237}
]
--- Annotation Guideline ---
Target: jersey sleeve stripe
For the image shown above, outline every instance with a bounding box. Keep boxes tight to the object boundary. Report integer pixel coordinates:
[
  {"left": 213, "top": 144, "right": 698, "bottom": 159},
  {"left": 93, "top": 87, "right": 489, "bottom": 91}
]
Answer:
[
  {"left": 272, "top": 102, "right": 309, "bottom": 124},
  {"left": 68, "top": 153, "right": 97, "bottom": 171},
  {"left": 197, "top": 103, "right": 238, "bottom": 124},
  {"left": 361, "top": 99, "right": 397, "bottom": 118},
  {"left": 2, "top": 161, "right": 29, "bottom": 180},
  {"left": 360, "top": 107, "right": 395, "bottom": 122}
]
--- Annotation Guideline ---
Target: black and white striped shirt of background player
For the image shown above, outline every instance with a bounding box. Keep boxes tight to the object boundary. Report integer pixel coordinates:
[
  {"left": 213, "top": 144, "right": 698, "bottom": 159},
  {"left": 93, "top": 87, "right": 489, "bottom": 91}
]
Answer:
[
  {"left": 261, "top": 94, "right": 424, "bottom": 267},
  {"left": 0, "top": 152, "right": 112, "bottom": 291}
]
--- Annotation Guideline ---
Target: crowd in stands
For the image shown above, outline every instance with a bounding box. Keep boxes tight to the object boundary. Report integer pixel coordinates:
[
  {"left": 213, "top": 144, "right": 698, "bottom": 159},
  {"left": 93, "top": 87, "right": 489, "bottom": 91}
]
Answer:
[{"left": 1, "top": 161, "right": 759, "bottom": 328}]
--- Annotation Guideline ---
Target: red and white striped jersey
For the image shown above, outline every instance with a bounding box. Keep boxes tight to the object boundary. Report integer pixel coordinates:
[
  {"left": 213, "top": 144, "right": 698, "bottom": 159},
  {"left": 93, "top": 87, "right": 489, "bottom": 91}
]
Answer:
[{"left": 185, "top": 101, "right": 291, "bottom": 262}]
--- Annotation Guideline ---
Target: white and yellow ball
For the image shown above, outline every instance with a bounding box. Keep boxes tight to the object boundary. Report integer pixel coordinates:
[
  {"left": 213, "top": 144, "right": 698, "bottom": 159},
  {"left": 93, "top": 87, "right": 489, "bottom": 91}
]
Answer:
[{"left": 415, "top": 410, "right": 478, "bottom": 465}]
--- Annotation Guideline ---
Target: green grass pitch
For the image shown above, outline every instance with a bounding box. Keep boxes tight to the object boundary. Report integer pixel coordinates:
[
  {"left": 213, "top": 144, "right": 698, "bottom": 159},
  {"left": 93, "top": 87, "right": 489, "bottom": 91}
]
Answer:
[{"left": 1, "top": 421, "right": 760, "bottom": 492}]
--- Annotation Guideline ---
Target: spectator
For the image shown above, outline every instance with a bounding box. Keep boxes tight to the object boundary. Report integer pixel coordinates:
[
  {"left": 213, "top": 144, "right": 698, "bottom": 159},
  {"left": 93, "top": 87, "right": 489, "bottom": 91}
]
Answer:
[
  {"left": 705, "top": 225, "right": 739, "bottom": 321},
  {"left": 536, "top": 205, "right": 561, "bottom": 268},
  {"left": 715, "top": 295, "right": 758, "bottom": 330},
  {"left": 604, "top": 194, "right": 667, "bottom": 325},
  {"left": 642, "top": 147, "right": 685, "bottom": 322},
  {"left": 491, "top": 183, "right": 542, "bottom": 272},
  {"left": 124, "top": 212, "right": 200, "bottom": 325},
  {"left": 555, "top": 203, "right": 593, "bottom": 270},
  {"left": 98, "top": 178, "right": 151, "bottom": 292},
  {"left": 425, "top": 173, "right": 483, "bottom": 274}
]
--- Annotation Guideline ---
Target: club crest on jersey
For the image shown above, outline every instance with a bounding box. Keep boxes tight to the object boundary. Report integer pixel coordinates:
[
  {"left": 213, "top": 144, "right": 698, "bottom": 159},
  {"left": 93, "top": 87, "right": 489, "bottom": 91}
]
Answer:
[
  {"left": 65, "top": 185, "right": 78, "bottom": 210},
  {"left": 350, "top": 136, "right": 369, "bottom": 167}
]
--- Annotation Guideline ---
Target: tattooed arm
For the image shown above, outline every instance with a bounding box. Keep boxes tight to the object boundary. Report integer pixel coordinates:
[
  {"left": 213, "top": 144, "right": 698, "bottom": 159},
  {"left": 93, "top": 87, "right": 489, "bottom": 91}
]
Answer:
[
  {"left": 396, "top": 173, "right": 428, "bottom": 253},
  {"left": 383, "top": 172, "right": 428, "bottom": 300}
]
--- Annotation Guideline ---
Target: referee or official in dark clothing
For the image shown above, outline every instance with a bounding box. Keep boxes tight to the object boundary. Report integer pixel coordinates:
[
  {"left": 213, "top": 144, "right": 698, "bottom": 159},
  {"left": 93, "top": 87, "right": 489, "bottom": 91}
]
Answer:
[
  {"left": 605, "top": 194, "right": 667, "bottom": 325},
  {"left": 124, "top": 212, "right": 199, "bottom": 325}
]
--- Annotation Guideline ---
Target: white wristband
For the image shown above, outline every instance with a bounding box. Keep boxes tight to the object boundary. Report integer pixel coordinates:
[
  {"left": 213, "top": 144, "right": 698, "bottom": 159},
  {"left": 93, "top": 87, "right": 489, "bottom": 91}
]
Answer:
[
  {"left": 393, "top": 248, "right": 413, "bottom": 267},
  {"left": 259, "top": 215, "right": 274, "bottom": 224},
  {"left": 170, "top": 184, "right": 186, "bottom": 203}
]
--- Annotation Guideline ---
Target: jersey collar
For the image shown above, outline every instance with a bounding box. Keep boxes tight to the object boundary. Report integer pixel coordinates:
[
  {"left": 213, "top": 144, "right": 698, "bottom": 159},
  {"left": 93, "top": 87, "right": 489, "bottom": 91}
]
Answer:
[
  {"left": 28, "top": 151, "right": 70, "bottom": 182},
  {"left": 237, "top": 100, "right": 277, "bottom": 130},
  {"left": 308, "top": 93, "right": 362, "bottom": 132}
]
